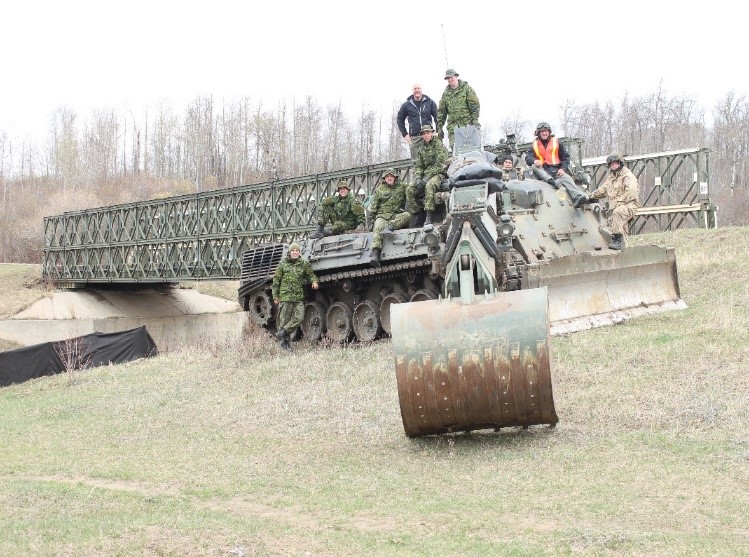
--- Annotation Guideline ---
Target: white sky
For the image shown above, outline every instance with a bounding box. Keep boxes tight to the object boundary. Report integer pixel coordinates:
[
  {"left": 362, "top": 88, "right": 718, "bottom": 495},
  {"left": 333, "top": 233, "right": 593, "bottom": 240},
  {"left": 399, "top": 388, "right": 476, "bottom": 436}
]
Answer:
[{"left": 2, "top": 0, "right": 745, "bottom": 145}]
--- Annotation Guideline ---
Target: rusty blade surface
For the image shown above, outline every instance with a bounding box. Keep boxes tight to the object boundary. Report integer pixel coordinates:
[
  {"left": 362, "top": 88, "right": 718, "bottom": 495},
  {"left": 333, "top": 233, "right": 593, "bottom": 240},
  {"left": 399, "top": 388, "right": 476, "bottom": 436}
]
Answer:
[{"left": 391, "top": 288, "right": 558, "bottom": 437}]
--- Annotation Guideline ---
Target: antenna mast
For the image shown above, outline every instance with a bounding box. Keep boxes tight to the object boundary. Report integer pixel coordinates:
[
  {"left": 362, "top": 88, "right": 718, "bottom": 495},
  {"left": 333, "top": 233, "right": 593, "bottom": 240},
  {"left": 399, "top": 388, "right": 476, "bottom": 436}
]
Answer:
[{"left": 441, "top": 24, "right": 449, "bottom": 67}]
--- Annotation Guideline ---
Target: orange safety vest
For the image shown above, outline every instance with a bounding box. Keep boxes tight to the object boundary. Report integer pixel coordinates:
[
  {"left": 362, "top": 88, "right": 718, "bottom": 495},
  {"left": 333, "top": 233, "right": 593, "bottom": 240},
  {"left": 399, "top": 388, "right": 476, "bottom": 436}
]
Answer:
[{"left": 532, "top": 137, "right": 561, "bottom": 165}]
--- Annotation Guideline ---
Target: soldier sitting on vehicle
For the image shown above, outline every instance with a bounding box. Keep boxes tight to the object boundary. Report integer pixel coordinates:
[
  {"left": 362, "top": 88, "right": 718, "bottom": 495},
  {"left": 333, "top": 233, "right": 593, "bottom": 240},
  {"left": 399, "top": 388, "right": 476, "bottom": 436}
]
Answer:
[
  {"left": 575, "top": 153, "right": 640, "bottom": 250},
  {"left": 525, "top": 122, "right": 588, "bottom": 207},
  {"left": 406, "top": 124, "right": 449, "bottom": 227},
  {"left": 309, "top": 180, "right": 366, "bottom": 239},
  {"left": 496, "top": 154, "right": 521, "bottom": 181},
  {"left": 368, "top": 168, "right": 412, "bottom": 268}
]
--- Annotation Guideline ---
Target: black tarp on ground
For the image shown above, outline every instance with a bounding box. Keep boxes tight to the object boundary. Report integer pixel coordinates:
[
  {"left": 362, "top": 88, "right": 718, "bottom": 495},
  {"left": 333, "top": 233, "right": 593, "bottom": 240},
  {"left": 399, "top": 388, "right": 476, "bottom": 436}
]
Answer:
[{"left": 0, "top": 326, "right": 158, "bottom": 387}]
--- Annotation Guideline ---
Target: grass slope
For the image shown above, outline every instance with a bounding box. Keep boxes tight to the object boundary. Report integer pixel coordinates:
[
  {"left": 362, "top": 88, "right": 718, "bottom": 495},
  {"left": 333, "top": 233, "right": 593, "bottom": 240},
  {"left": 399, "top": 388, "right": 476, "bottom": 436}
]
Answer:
[{"left": 1, "top": 228, "right": 748, "bottom": 556}]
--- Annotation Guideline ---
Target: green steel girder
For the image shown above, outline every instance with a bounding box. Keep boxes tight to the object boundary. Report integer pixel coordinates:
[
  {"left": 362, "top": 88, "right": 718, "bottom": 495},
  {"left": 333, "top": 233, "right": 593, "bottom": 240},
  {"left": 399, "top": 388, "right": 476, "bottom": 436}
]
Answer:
[
  {"left": 43, "top": 159, "right": 414, "bottom": 283},
  {"left": 42, "top": 145, "right": 714, "bottom": 284}
]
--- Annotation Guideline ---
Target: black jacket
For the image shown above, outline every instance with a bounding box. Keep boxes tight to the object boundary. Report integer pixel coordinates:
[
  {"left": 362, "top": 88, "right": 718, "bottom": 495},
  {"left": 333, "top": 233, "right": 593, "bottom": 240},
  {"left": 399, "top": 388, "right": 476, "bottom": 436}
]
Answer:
[{"left": 397, "top": 95, "right": 438, "bottom": 138}]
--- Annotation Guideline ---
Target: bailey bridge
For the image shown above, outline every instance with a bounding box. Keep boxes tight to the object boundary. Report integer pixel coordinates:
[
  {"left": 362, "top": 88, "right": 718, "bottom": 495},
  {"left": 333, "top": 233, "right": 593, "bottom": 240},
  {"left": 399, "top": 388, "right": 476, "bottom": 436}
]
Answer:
[{"left": 42, "top": 141, "right": 716, "bottom": 285}]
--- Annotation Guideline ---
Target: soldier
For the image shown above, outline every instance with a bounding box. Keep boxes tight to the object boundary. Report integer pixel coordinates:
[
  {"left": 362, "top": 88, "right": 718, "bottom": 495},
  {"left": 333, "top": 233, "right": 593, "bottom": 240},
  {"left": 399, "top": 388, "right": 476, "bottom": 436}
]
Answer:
[
  {"left": 407, "top": 124, "right": 448, "bottom": 226},
  {"left": 524, "top": 122, "right": 588, "bottom": 208},
  {"left": 271, "top": 242, "right": 319, "bottom": 349},
  {"left": 436, "top": 68, "right": 480, "bottom": 149},
  {"left": 368, "top": 168, "right": 411, "bottom": 268},
  {"left": 497, "top": 154, "right": 520, "bottom": 181},
  {"left": 577, "top": 154, "right": 640, "bottom": 250},
  {"left": 397, "top": 82, "right": 439, "bottom": 159},
  {"left": 309, "top": 180, "right": 365, "bottom": 239}
]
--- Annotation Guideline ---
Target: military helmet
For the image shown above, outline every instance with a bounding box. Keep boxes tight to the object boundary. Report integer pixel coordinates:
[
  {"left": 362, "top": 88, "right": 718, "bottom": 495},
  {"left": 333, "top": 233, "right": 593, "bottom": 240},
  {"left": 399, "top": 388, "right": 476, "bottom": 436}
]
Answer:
[
  {"left": 606, "top": 153, "right": 625, "bottom": 167},
  {"left": 383, "top": 168, "right": 398, "bottom": 179},
  {"left": 444, "top": 68, "right": 459, "bottom": 79},
  {"left": 535, "top": 121, "right": 552, "bottom": 136},
  {"left": 336, "top": 180, "right": 351, "bottom": 191},
  {"left": 499, "top": 154, "right": 514, "bottom": 164},
  {"left": 288, "top": 242, "right": 301, "bottom": 252},
  {"left": 420, "top": 124, "right": 435, "bottom": 135}
]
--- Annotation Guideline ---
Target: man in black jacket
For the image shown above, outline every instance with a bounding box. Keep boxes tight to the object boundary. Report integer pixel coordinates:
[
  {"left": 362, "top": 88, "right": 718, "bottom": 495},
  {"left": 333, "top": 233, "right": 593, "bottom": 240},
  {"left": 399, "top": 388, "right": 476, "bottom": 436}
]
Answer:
[{"left": 397, "top": 83, "right": 438, "bottom": 159}]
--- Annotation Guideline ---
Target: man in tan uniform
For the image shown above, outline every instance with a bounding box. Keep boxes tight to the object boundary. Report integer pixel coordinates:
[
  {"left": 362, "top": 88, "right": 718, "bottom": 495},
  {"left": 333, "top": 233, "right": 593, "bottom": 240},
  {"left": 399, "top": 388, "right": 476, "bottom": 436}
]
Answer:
[{"left": 578, "top": 154, "right": 639, "bottom": 250}]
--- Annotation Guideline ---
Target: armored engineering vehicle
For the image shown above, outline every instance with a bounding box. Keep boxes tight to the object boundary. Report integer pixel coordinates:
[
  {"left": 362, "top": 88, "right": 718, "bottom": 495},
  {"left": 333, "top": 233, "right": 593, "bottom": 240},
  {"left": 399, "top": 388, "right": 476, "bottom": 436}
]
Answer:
[{"left": 238, "top": 129, "right": 685, "bottom": 437}]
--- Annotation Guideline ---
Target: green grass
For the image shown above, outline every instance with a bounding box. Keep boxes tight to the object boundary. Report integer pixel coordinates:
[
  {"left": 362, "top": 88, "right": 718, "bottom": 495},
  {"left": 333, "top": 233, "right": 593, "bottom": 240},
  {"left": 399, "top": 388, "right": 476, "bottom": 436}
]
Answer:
[{"left": 1, "top": 228, "right": 749, "bottom": 556}]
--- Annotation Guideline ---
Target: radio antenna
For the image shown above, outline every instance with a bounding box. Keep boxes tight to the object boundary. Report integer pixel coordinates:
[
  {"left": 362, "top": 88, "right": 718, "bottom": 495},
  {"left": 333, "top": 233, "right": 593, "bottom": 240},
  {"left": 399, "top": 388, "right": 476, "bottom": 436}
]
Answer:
[{"left": 441, "top": 24, "right": 449, "bottom": 67}]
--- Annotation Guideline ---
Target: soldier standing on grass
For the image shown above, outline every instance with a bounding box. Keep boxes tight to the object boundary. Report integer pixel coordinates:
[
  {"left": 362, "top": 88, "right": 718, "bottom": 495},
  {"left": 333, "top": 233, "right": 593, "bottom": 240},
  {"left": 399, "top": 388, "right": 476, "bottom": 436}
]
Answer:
[{"left": 271, "top": 243, "right": 319, "bottom": 350}]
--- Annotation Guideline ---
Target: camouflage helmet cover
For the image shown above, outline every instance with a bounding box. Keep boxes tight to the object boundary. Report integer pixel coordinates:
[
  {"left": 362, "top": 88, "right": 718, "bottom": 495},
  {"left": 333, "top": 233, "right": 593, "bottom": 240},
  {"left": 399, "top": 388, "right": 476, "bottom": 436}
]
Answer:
[
  {"left": 535, "top": 121, "right": 552, "bottom": 136},
  {"left": 336, "top": 180, "right": 351, "bottom": 191},
  {"left": 444, "top": 68, "right": 459, "bottom": 79},
  {"left": 288, "top": 242, "right": 301, "bottom": 251},
  {"left": 383, "top": 167, "right": 398, "bottom": 179},
  {"left": 606, "top": 153, "right": 625, "bottom": 166},
  {"left": 420, "top": 124, "right": 435, "bottom": 134}
]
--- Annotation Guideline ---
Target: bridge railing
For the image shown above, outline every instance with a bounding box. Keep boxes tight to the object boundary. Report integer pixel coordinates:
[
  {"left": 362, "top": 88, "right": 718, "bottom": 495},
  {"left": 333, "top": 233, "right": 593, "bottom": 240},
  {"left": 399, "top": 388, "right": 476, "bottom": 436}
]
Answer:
[{"left": 42, "top": 144, "right": 716, "bottom": 284}]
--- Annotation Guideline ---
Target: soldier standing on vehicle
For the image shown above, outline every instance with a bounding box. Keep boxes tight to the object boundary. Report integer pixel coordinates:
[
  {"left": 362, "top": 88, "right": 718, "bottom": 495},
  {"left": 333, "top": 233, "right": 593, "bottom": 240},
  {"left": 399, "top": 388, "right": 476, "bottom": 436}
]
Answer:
[
  {"left": 407, "top": 125, "right": 448, "bottom": 226},
  {"left": 397, "top": 82, "right": 439, "bottom": 159},
  {"left": 368, "top": 168, "right": 411, "bottom": 268},
  {"left": 436, "top": 68, "right": 480, "bottom": 149},
  {"left": 577, "top": 154, "right": 640, "bottom": 250},
  {"left": 271, "top": 242, "right": 319, "bottom": 349},
  {"left": 309, "top": 180, "right": 365, "bottom": 239},
  {"left": 525, "top": 122, "right": 588, "bottom": 208}
]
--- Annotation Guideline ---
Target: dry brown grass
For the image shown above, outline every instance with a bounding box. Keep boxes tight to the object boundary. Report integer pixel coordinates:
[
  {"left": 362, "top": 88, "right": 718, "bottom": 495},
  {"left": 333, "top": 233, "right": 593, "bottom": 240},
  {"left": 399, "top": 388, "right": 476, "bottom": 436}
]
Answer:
[{"left": 1, "top": 227, "right": 748, "bottom": 556}]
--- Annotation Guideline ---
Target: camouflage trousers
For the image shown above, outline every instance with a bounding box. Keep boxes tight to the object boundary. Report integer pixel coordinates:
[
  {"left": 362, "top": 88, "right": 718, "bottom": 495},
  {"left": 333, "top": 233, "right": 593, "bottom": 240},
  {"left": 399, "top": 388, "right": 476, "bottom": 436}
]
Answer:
[
  {"left": 277, "top": 301, "right": 305, "bottom": 334},
  {"left": 325, "top": 220, "right": 360, "bottom": 234},
  {"left": 371, "top": 212, "right": 411, "bottom": 249},
  {"left": 407, "top": 176, "right": 443, "bottom": 212}
]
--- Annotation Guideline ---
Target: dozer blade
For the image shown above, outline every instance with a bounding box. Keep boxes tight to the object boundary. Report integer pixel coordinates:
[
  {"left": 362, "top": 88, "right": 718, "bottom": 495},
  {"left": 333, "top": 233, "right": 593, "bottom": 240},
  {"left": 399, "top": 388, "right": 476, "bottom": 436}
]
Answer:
[
  {"left": 526, "top": 245, "right": 687, "bottom": 335},
  {"left": 391, "top": 288, "right": 558, "bottom": 437}
]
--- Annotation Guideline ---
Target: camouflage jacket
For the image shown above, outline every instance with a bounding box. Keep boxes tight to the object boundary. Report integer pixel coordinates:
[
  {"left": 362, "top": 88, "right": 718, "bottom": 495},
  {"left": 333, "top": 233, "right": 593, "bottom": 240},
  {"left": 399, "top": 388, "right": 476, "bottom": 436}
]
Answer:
[
  {"left": 437, "top": 80, "right": 480, "bottom": 131},
  {"left": 369, "top": 179, "right": 408, "bottom": 221},
  {"left": 415, "top": 138, "right": 448, "bottom": 180},
  {"left": 590, "top": 167, "right": 640, "bottom": 208},
  {"left": 320, "top": 194, "right": 365, "bottom": 228},
  {"left": 271, "top": 256, "right": 319, "bottom": 302}
]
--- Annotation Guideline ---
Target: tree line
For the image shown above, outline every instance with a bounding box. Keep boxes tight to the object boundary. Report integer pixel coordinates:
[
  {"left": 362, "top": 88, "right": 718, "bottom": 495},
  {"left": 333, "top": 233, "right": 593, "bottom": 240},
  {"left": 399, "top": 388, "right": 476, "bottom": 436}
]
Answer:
[{"left": 0, "top": 86, "right": 747, "bottom": 263}]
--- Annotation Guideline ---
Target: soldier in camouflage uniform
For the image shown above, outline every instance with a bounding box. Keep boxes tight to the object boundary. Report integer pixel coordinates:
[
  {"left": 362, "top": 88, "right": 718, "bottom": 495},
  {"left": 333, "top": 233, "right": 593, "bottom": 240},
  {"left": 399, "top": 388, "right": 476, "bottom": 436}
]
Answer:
[
  {"left": 368, "top": 168, "right": 411, "bottom": 267},
  {"left": 436, "top": 68, "right": 481, "bottom": 149},
  {"left": 407, "top": 124, "right": 448, "bottom": 226},
  {"left": 309, "top": 180, "right": 365, "bottom": 239},
  {"left": 578, "top": 154, "right": 640, "bottom": 250},
  {"left": 271, "top": 242, "right": 319, "bottom": 349}
]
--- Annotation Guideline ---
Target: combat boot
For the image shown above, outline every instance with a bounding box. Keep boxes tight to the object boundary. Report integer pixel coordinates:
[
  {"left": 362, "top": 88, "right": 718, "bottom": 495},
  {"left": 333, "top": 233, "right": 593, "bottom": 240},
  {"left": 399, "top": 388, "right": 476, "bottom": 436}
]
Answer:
[
  {"left": 573, "top": 195, "right": 588, "bottom": 209},
  {"left": 381, "top": 226, "right": 394, "bottom": 239},
  {"left": 308, "top": 223, "right": 325, "bottom": 239},
  {"left": 423, "top": 211, "right": 433, "bottom": 226},
  {"left": 275, "top": 328, "right": 288, "bottom": 342},
  {"left": 546, "top": 177, "right": 557, "bottom": 187},
  {"left": 608, "top": 233, "right": 623, "bottom": 250},
  {"left": 370, "top": 248, "right": 381, "bottom": 268}
]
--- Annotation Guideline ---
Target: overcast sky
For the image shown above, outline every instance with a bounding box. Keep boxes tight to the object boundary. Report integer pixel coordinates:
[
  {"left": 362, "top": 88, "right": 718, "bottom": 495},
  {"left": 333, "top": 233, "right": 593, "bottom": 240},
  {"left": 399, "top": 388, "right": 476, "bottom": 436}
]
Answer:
[{"left": 2, "top": 0, "right": 745, "bottom": 145}]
